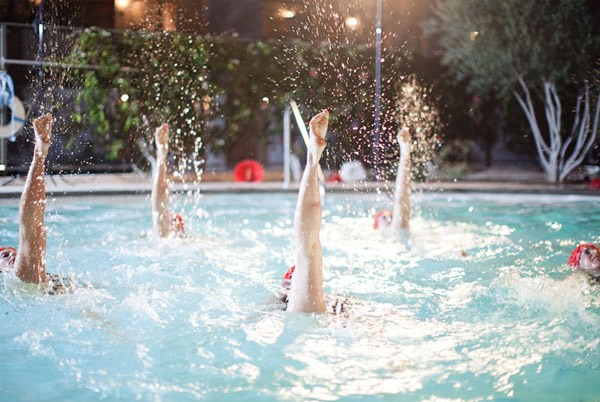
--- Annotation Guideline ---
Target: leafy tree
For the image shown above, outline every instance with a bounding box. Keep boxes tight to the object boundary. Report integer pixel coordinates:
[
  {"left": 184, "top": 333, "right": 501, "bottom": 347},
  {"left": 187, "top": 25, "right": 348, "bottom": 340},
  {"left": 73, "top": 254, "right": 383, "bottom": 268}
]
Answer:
[
  {"left": 280, "top": 41, "right": 403, "bottom": 172},
  {"left": 205, "top": 37, "right": 290, "bottom": 165},
  {"left": 426, "top": 0, "right": 600, "bottom": 182},
  {"left": 206, "top": 37, "right": 401, "bottom": 169},
  {"left": 65, "top": 28, "right": 211, "bottom": 168},
  {"left": 65, "top": 28, "right": 428, "bottom": 173}
]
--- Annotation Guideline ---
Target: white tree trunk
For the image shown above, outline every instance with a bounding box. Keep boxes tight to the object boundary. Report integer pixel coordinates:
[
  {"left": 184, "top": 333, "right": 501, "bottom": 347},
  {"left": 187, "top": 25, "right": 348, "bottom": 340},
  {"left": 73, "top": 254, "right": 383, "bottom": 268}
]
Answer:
[{"left": 513, "top": 78, "right": 600, "bottom": 183}]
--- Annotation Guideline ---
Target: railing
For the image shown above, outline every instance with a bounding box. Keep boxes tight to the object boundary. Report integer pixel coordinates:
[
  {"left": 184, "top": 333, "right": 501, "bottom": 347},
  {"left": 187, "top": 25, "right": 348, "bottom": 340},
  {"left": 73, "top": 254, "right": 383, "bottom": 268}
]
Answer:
[
  {"left": 0, "top": 22, "right": 82, "bottom": 172},
  {"left": 0, "top": 22, "right": 139, "bottom": 174},
  {"left": 0, "top": 22, "right": 137, "bottom": 71},
  {"left": 0, "top": 22, "right": 83, "bottom": 70}
]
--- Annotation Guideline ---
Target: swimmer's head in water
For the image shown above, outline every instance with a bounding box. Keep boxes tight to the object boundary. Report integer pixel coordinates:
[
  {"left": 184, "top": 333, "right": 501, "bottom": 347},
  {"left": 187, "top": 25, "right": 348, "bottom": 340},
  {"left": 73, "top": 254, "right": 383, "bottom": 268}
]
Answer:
[
  {"left": 282, "top": 265, "right": 295, "bottom": 290},
  {"left": 171, "top": 213, "right": 185, "bottom": 235},
  {"left": 373, "top": 210, "right": 393, "bottom": 230},
  {"left": 0, "top": 246, "right": 16, "bottom": 270},
  {"left": 568, "top": 244, "right": 600, "bottom": 270}
]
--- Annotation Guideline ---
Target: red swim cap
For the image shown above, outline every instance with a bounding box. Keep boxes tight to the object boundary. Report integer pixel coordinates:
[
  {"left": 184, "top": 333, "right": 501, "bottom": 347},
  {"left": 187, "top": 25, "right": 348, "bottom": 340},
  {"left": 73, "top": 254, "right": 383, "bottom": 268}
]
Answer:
[
  {"left": 282, "top": 265, "right": 295, "bottom": 290},
  {"left": 0, "top": 246, "right": 17, "bottom": 264},
  {"left": 373, "top": 209, "right": 392, "bottom": 230},
  {"left": 0, "top": 246, "right": 16, "bottom": 253},
  {"left": 568, "top": 243, "right": 600, "bottom": 268},
  {"left": 173, "top": 213, "right": 185, "bottom": 233}
]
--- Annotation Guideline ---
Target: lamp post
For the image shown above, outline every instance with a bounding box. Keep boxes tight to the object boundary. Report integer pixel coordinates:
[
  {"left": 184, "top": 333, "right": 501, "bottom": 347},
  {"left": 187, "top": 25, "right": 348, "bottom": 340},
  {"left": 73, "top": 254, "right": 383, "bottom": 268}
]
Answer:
[
  {"left": 0, "top": 24, "right": 6, "bottom": 173},
  {"left": 35, "top": 0, "right": 44, "bottom": 85},
  {"left": 373, "top": 0, "right": 382, "bottom": 181}
]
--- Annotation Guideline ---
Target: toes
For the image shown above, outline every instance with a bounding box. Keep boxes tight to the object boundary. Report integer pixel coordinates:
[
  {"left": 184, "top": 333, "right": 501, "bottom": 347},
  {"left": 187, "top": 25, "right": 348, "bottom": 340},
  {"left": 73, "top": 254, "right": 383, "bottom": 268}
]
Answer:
[
  {"left": 155, "top": 124, "right": 170, "bottom": 143},
  {"left": 33, "top": 113, "right": 52, "bottom": 129},
  {"left": 398, "top": 127, "right": 410, "bottom": 142},
  {"left": 311, "top": 110, "right": 329, "bottom": 124},
  {"left": 309, "top": 110, "right": 329, "bottom": 140},
  {"left": 33, "top": 114, "right": 53, "bottom": 143}
]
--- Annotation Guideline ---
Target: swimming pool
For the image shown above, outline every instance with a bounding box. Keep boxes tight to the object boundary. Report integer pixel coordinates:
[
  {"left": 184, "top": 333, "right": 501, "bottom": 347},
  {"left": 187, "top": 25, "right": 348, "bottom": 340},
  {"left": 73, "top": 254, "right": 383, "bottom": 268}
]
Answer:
[{"left": 1, "top": 192, "right": 599, "bottom": 401}]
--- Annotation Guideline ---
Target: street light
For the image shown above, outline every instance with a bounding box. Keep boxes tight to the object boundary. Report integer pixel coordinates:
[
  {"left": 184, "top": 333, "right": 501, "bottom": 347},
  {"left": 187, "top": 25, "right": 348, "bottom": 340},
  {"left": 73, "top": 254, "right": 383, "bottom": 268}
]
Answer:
[
  {"left": 279, "top": 8, "right": 296, "bottom": 19},
  {"left": 373, "top": 0, "right": 382, "bottom": 180},
  {"left": 35, "top": 0, "right": 44, "bottom": 85},
  {"left": 115, "top": 0, "right": 131, "bottom": 11},
  {"left": 345, "top": 16, "right": 359, "bottom": 30}
]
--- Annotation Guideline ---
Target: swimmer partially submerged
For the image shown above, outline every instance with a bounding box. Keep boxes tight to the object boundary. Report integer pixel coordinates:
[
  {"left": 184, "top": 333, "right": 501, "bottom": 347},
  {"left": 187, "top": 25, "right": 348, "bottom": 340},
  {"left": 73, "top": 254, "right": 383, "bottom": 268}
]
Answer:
[
  {"left": 282, "top": 109, "right": 329, "bottom": 313},
  {"left": 152, "top": 123, "right": 185, "bottom": 237},
  {"left": 280, "top": 265, "right": 346, "bottom": 314},
  {"left": 278, "top": 109, "right": 347, "bottom": 314},
  {"left": 0, "top": 114, "right": 73, "bottom": 294},
  {"left": 568, "top": 243, "right": 600, "bottom": 284},
  {"left": 374, "top": 126, "right": 411, "bottom": 234}
]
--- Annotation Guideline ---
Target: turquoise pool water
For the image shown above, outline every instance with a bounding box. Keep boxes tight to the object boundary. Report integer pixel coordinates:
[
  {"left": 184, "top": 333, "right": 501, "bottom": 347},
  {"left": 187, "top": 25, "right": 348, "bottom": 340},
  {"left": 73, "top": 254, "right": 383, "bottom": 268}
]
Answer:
[{"left": 1, "top": 192, "right": 599, "bottom": 401}]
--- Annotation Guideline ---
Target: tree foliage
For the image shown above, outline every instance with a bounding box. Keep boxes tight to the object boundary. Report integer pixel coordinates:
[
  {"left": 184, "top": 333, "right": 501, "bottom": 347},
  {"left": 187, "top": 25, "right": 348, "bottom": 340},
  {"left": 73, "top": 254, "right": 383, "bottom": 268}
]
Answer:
[
  {"left": 425, "top": 0, "right": 599, "bottom": 99},
  {"left": 205, "top": 37, "right": 404, "bottom": 167},
  {"left": 204, "top": 37, "right": 289, "bottom": 164},
  {"left": 65, "top": 30, "right": 410, "bottom": 168},
  {"left": 281, "top": 41, "right": 399, "bottom": 169},
  {"left": 64, "top": 29, "right": 450, "bottom": 173},
  {"left": 426, "top": 0, "right": 600, "bottom": 182},
  {"left": 65, "top": 28, "right": 211, "bottom": 165}
]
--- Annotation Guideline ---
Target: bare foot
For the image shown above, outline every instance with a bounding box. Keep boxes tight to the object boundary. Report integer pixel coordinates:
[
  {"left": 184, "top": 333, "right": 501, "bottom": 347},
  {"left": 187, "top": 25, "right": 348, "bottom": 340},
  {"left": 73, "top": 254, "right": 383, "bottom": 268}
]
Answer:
[
  {"left": 33, "top": 113, "right": 52, "bottom": 157},
  {"left": 308, "top": 109, "right": 328, "bottom": 160},
  {"left": 155, "top": 123, "right": 169, "bottom": 151},
  {"left": 398, "top": 126, "right": 410, "bottom": 144}
]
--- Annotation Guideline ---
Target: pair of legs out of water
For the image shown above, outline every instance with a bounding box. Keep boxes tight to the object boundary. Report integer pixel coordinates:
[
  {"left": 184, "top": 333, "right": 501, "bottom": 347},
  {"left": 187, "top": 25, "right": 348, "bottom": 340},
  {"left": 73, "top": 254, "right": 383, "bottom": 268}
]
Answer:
[{"left": 0, "top": 114, "right": 52, "bottom": 284}]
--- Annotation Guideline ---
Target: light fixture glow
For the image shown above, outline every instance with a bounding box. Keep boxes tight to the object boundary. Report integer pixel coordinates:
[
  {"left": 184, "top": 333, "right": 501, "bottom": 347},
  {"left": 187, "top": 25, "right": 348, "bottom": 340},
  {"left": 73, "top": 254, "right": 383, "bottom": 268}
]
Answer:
[
  {"left": 279, "top": 8, "right": 295, "bottom": 19},
  {"left": 345, "top": 16, "right": 359, "bottom": 30},
  {"left": 115, "top": 0, "right": 131, "bottom": 11},
  {"left": 120, "top": 94, "right": 129, "bottom": 102}
]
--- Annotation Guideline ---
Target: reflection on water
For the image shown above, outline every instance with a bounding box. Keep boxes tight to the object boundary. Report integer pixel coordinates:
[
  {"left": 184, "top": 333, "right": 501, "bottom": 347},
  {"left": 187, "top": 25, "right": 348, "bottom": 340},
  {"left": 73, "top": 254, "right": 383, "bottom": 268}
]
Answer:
[{"left": 1, "top": 193, "right": 600, "bottom": 401}]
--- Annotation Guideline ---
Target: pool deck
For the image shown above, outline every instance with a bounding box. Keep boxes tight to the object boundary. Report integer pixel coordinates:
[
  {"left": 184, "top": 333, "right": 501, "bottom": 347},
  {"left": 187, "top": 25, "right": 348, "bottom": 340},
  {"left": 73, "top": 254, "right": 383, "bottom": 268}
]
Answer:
[{"left": 1, "top": 167, "right": 599, "bottom": 198}]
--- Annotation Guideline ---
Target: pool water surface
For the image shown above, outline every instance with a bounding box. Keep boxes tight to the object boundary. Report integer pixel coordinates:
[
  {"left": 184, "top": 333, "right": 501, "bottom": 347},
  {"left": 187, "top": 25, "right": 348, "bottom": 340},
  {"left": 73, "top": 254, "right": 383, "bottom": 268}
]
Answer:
[{"left": 1, "top": 192, "right": 599, "bottom": 401}]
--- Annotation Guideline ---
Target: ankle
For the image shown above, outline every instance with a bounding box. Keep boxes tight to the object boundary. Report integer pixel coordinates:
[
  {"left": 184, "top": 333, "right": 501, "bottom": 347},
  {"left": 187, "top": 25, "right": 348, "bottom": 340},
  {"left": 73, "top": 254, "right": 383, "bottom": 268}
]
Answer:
[{"left": 35, "top": 142, "right": 50, "bottom": 158}]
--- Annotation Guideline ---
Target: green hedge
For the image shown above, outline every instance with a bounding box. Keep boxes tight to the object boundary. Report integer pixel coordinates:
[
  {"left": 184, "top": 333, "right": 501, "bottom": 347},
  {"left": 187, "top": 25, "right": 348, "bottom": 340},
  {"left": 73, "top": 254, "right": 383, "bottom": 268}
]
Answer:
[{"left": 65, "top": 28, "right": 449, "bottom": 173}]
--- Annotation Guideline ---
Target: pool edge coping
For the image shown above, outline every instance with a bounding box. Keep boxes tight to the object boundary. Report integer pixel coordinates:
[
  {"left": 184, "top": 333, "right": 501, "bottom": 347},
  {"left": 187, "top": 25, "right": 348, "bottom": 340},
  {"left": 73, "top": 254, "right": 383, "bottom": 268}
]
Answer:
[{"left": 1, "top": 182, "right": 600, "bottom": 199}]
